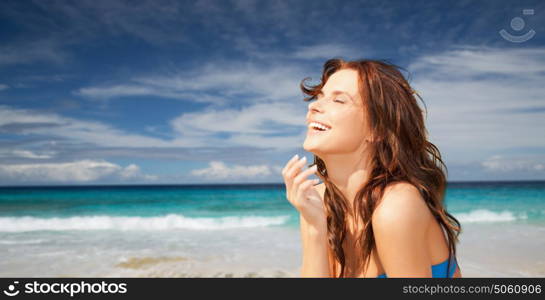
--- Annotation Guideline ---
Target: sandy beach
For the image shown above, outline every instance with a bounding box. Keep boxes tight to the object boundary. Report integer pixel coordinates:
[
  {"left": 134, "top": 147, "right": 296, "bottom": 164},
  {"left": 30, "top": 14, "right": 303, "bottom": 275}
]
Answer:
[
  {"left": 1, "top": 183, "right": 544, "bottom": 278},
  {"left": 3, "top": 223, "right": 543, "bottom": 278}
]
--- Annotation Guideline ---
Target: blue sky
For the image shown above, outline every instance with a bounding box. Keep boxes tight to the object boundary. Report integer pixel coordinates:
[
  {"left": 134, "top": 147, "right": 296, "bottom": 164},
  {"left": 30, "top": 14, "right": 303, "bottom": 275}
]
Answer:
[{"left": 1, "top": 0, "right": 544, "bottom": 185}]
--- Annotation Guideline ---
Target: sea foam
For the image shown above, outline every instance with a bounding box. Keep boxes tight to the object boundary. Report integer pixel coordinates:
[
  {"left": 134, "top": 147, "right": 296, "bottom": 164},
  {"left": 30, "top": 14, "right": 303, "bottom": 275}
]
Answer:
[
  {"left": 455, "top": 209, "right": 527, "bottom": 223},
  {"left": 0, "top": 214, "right": 290, "bottom": 232}
]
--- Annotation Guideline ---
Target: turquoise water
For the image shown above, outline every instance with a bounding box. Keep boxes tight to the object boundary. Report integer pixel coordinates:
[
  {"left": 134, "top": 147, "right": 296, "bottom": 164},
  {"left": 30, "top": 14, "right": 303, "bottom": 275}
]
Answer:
[
  {"left": 0, "top": 181, "right": 544, "bottom": 232},
  {"left": 0, "top": 181, "right": 544, "bottom": 277},
  {"left": 0, "top": 185, "right": 290, "bottom": 218},
  {"left": 444, "top": 181, "right": 545, "bottom": 225}
]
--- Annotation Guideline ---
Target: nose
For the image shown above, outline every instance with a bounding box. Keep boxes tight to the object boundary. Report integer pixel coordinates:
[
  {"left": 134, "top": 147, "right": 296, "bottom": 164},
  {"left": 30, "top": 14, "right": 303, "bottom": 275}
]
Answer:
[
  {"left": 307, "top": 100, "right": 323, "bottom": 123},
  {"left": 308, "top": 99, "right": 322, "bottom": 113}
]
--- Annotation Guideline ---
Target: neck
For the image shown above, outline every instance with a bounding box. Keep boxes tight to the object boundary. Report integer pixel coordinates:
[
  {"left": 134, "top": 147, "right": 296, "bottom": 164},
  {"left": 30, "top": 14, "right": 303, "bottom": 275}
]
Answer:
[{"left": 318, "top": 147, "right": 373, "bottom": 209}]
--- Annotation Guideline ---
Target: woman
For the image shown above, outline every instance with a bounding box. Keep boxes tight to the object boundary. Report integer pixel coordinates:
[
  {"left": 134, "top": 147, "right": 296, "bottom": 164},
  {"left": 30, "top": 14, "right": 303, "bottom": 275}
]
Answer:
[{"left": 282, "top": 58, "right": 462, "bottom": 278}]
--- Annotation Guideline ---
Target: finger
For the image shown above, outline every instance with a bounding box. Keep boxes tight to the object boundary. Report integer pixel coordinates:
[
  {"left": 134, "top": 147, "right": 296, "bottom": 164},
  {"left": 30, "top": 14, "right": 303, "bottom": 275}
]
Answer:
[
  {"left": 285, "top": 156, "right": 308, "bottom": 181},
  {"left": 284, "top": 156, "right": 308, "bottom": 196},
  {"left": 281, "top": 154, "right": 299, "bottom": 176},
  {"left": 286, "top": 157, "right": 313, "bottom": 201},
  {"left": 282, "top": 155, "right": 300, "bottom": 188},
  {"left": 293, "top": 164, "right": 318, "bottom": 186},
  {"left": 295, "top": 178, "right": 318, "bottom": 205},
  {"left": 283, "top": 155, "right": 301, "bottom": 200}
]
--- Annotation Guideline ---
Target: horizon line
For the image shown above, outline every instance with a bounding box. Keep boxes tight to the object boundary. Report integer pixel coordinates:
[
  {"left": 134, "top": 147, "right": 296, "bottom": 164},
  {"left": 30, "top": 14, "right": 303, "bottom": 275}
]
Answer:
[{"left": 1, "top": 179, "right": 545, "bottom": 189}]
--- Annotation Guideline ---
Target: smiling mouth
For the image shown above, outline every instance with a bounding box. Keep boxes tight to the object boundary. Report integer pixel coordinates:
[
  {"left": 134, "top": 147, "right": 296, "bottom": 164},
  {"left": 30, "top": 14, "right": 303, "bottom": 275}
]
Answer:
[
  {"left": 308, "top": 122, "right": 332, "bottom": 132},
  {"left": 309, "top": 127, "right": 329, "bottom": 133}
]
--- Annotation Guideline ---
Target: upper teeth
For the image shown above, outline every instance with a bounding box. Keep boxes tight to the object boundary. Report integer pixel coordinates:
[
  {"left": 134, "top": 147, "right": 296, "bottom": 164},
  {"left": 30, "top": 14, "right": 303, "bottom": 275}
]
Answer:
[{"left": 308, "top": 122, "right": 330, "bottom": 131}]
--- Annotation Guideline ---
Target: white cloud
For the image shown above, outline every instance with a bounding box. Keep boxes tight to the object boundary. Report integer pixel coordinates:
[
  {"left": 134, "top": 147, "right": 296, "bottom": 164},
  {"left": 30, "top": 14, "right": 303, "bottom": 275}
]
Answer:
[
  {"left": 76, "top": 61, "right": 305, "bottom": 103},
  {"left": 170, "top": 101, "right": 308, "bottom": 150},
  {"left": 0, "top": 39, "right": 67, "bottom": 66},
  {"left": 481, "top": 155, "right": 545, "bottom": 172},
  {"left": 236, "top": 42, "right": 367, "bottom": 62},
  {"left": 408, "top": 46, "right": 545, "bottom": 161},
  {"left": 410, "top": 46, "right": 545, "bottom": 78},
  {"left": 191, "top": 161, "right": 273, "bottom": 180},
  {"left": 270, "top": 164, "right": 283, "bottom": 175},
  {"left": 225, "top": 132, "right": 305, "bottom": 150},
  {"left": 0, "top": 105, "right": 184, "bottom": 148},
  {"left": 76, "top": 85, "right": 227, "bottom": 104},
  {"left": 0, "top": 102, "right": 306, "bottom": 151},
  {"left": 0, "top": 149, "right": 55, "bottom": 160},
  {"left": 0, "top": 159, "right": 157, "bottom": 183},
  {"left": 0, "top": 84, "right": 9, "bottom": 91},
  {"left": 73, "top": 60, "right": 311, "bottom": 150},
  {"left": 120, "top": 164, "right": 158, "bottom": 181},
  {"left": 292, "top": 43, "right": 363, "bottom": 60},
  {"left": 11, "top": 150, "right": 55, "bottom": 159},
  {"left": 77, "top": 85, "right": 155, "bottom": 99},
  {"left": 170, "top": 102, "right": 305, "bottom": 135}
]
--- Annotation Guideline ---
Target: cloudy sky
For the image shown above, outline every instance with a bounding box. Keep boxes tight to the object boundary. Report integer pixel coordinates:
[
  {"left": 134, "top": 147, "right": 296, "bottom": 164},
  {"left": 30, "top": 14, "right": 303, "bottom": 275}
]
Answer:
[{"left": 1, "top": 0, "right": 544, "bottom": 185}]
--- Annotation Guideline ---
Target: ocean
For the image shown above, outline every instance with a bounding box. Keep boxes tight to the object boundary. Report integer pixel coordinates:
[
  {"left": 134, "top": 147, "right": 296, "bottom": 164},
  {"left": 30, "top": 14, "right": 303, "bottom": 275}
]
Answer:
[{"left": 0, "top": 181, "right": 544, "bottom": 277}]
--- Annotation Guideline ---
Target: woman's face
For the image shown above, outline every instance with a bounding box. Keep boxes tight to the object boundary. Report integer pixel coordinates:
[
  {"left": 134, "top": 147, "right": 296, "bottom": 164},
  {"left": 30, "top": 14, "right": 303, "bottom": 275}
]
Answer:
[{"left": 303, "top": 68, "right": 372, "bottom": 156}]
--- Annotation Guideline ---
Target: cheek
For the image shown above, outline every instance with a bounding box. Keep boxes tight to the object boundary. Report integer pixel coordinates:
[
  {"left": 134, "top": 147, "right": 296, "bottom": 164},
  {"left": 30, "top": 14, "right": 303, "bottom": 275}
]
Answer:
[{"left": 329, "top": 114, "right": 368, "bottom": 150}]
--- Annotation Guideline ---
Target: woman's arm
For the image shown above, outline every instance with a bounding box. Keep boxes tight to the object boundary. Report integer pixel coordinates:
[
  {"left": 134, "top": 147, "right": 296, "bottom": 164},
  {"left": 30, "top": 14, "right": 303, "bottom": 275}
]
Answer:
[
  {"left": 300, "top": 214, "right": 331, "bottom": 277},
  {"left": 372, "top": 182, "right": 434, "bottom": 277},
  {"left": 281, "top": 155, "right": 330, "bottom": 277}
]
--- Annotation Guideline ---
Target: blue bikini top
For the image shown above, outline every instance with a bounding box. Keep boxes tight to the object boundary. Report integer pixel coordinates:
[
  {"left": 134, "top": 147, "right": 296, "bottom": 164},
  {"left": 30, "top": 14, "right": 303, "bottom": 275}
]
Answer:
[{"left": 376, "top": 255, "right": 458, "bottom": 278}]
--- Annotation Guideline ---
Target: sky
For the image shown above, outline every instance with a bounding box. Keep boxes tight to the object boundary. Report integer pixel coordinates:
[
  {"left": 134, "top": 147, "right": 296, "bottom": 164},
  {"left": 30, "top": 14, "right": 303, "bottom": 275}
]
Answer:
[{"left": 0, "top": 0, "right": 544, "bottom": 185}]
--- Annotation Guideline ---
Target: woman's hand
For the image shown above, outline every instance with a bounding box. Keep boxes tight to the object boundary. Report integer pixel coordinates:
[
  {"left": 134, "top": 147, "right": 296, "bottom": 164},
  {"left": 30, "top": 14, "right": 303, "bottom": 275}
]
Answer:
[{"left": 282, "top": 154, "right": 327, "bottom": 233}]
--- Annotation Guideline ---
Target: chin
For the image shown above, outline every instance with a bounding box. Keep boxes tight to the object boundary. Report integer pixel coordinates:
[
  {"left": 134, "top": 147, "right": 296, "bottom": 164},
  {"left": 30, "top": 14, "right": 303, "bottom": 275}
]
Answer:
[{"left": 303, "top": 140, "right": 322, "bottom": 156}]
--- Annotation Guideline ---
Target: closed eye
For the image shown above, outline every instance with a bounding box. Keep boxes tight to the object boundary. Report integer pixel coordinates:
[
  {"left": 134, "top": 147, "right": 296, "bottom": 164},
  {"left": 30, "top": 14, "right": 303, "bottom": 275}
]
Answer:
[{"left": 334, "top": 99, "right": 344, "bottom": 103}]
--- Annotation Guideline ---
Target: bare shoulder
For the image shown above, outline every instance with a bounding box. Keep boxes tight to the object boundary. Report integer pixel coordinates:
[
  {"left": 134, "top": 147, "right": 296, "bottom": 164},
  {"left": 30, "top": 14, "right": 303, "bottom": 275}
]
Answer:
[
  {"left": 372, "top": 182, "right": 432, "bottom": 229},
  {"left": 371, "top": 182, "right": 437, "bottom": 277}
]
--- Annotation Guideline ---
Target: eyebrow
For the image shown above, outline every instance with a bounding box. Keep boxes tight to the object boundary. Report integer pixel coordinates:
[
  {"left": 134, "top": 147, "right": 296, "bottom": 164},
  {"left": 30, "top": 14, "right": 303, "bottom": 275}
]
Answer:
[{"left": 318, "top": 90, "right": 354, "bottom": 101}]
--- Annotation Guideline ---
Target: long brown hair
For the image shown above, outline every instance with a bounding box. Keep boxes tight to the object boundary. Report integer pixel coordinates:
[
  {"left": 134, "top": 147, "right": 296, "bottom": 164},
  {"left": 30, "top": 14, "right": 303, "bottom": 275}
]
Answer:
[{"left": 300, "top": 58, "right": 462, "bottom": 278}]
